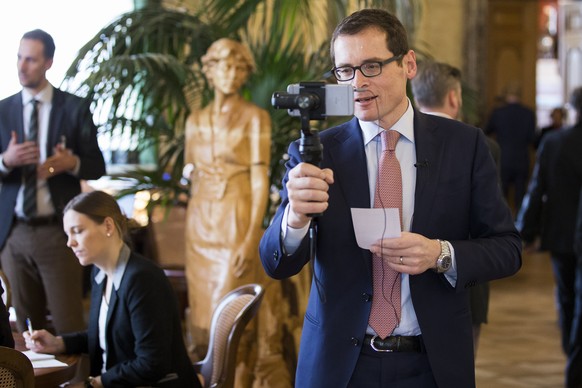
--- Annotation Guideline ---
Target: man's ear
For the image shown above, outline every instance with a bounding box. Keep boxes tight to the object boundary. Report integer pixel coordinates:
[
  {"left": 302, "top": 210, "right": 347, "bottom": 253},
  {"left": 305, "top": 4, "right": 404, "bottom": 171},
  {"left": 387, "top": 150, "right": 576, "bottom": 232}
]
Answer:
[
  {"left": 449, "top": 89, "right": 463, "bottom": 113},
  {"left": 405, "top": 50, "right": 417, "bottom": 79}
]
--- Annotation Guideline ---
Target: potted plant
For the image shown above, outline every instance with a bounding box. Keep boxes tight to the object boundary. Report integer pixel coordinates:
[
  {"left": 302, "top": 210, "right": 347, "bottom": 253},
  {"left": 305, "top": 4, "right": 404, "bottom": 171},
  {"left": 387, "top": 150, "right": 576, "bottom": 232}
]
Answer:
[{"left": 61, "top": 0, "right": 422, "bottom": 218}]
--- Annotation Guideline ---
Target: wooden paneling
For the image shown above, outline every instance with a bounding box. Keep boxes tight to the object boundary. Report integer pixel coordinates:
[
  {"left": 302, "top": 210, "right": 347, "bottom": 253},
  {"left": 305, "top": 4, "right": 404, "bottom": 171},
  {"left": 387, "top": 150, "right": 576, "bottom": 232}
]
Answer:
[{"left": 486, "top": 0, "right": 539, "bottom": 115}]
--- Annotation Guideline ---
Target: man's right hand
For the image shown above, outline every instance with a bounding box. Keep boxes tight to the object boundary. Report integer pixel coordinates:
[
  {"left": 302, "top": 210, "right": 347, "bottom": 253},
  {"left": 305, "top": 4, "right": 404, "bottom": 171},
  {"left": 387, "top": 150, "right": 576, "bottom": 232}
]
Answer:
[
  {"left": 2, "top": 131, "right": 39, "bottom": 168},
  {"left": 286, "top": 162, "right": 334, "bottom": 229}
]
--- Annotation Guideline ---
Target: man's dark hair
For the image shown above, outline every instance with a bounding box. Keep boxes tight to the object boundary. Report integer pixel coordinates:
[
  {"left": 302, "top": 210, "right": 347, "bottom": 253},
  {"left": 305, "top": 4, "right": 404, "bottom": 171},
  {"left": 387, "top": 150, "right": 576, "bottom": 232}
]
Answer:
[
  {"left": 330, "top": 8, "right": 409, "bottom": 65},
  {"left": 411, "top": 60, "right": 462, "bottom": 108},
  {"left": 21, "top": 29, "right": 55, "bottom": 59}
]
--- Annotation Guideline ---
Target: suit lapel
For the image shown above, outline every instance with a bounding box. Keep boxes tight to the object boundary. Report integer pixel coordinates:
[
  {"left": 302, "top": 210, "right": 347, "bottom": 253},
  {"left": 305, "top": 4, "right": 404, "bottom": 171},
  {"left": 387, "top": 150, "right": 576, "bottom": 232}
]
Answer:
[
  {"left": 46, "top": 89, "right": 64, "bottom": 156},
  {"left": 88, "top": 277, "right": 105, "bottom": 371},
  {"left": 106, "top": 288, "right": 119, "bottom": 328},
  {"left": 325, "top": 118, "right": 372, "bottom": 270},
  {"left": 11, "top": 93, "right": 25, "bottom": 143},
  {"left": 326, "top": 118, "right": 371, "bottom": 210}
]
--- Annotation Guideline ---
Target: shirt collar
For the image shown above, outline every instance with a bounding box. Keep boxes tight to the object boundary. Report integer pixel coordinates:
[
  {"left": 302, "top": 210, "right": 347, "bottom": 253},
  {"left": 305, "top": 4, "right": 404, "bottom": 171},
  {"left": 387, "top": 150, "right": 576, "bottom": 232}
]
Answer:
[
  {"left": 94, "top": 243, "right": 131, "bottom": 291},
  {"left": 359, "top": 98, "right": 415, "bottom": 146},
  {"left": 21, "top": 83, "right": 53, "bottom": 106},
  {"left": 423, "top": 111, "right": 453, "bottom": 119}
]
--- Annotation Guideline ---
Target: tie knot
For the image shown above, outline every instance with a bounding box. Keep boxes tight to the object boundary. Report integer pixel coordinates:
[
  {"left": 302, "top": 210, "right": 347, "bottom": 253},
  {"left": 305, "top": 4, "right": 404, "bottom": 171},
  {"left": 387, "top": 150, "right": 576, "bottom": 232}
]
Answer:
[
  {"left": 31, "top": 99, "right": 39, "bottom": 109},
  {"left": 381, "top": 130, "right": 400, "bottom": 152}
]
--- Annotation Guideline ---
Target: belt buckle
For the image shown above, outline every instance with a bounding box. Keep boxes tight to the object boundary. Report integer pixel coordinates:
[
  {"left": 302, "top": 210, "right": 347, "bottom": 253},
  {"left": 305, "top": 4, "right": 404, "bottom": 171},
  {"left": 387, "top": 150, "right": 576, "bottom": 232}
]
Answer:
[{"left": 369, "top": 335, "right": 394, "bottom": 353}]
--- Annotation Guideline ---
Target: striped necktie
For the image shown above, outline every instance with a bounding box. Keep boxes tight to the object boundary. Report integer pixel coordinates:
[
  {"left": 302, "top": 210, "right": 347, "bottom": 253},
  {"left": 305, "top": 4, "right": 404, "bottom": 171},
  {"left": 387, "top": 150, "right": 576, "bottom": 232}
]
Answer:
[{"left": 23, "top": 99, "right": 39, "bottom": 217}]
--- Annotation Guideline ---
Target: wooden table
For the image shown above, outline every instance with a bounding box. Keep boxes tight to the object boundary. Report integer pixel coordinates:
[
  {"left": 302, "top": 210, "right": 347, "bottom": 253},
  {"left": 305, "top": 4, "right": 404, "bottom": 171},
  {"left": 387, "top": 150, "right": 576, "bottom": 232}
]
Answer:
[{"left": 13, "top": 331, "right": 82, "bottom": 388}]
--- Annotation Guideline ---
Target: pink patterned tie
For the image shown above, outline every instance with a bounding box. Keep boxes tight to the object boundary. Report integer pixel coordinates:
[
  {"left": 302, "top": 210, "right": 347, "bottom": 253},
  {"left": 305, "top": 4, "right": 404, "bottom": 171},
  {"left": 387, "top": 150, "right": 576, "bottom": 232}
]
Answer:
[{"left": 369, "top": 130, "right": 402, "bottom": 339}]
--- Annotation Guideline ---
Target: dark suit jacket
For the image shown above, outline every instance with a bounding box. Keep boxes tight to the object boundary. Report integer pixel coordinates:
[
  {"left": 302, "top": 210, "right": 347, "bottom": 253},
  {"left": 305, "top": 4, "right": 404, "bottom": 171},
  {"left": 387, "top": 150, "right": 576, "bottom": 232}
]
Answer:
[
  {"left": 517, "top": 123, "right": 582, "bottom": 253},
  {"left": 485, "top": 102, "right": 536, "bottom": 174},
  {"left": 62, "top": 252, "right": 200, "bottom": 388},
  {"left": 260, "top": 112, "right": 522, "bottom": 388},
  {"left": 0, "top": 88, "right": 106, "bottom": 249},
  {"left": 576, "top": 188, "right": 582, "bottom": 256}
]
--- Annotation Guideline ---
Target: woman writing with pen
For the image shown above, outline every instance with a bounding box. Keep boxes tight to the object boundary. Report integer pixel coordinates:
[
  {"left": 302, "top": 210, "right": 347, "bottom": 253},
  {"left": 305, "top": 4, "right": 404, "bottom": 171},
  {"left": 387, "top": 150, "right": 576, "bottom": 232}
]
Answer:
[{"left": 23, "top": 191, "right": 201, "bottom": 388}]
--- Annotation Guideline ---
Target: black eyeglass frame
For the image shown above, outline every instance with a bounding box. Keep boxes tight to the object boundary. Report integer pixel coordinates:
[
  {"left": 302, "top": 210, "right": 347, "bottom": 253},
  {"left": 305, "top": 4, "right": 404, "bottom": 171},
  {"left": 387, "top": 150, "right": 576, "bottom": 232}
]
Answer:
[{"left": 331, "top": 54, "right": 404, "bottom": 82}]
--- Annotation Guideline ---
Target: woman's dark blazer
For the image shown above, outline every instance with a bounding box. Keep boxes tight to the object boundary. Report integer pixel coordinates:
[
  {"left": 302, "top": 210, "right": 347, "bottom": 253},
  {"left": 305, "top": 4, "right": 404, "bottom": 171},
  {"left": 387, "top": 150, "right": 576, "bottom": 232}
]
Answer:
[{"left": 62, "top": 252, "right": 200, "bottom": 387}]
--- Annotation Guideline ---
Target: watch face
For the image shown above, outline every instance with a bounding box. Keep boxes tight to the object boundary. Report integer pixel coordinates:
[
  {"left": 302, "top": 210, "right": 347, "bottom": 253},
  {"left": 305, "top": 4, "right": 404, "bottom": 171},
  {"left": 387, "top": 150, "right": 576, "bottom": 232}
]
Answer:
[{"left": 438, "top": 256, "right": 452, "bottom": 272}]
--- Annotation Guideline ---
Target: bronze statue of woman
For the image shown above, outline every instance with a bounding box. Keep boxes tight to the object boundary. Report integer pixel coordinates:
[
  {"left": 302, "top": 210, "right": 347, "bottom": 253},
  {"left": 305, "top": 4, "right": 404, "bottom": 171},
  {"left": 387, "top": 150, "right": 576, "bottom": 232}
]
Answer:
[{"left": 185, "top": 38, "right": 292, "bottom": 388}]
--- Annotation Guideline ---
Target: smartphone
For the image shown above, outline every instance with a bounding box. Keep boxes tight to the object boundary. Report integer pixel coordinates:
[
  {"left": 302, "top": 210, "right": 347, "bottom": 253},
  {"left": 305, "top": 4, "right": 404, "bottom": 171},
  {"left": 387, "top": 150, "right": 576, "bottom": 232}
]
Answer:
[{"left": 272, "top": 82, "right": 354, "bottom": 119}]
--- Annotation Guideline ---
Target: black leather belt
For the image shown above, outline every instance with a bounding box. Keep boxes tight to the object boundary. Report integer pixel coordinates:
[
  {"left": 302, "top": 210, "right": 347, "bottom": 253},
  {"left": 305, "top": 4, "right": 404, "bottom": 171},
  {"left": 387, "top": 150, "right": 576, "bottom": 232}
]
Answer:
[
  {"left": 363, "top": 334, "right": 424, "bottom": 353},
  {"left": 15, "top": 215, "right": 60, "bottom": 227}
]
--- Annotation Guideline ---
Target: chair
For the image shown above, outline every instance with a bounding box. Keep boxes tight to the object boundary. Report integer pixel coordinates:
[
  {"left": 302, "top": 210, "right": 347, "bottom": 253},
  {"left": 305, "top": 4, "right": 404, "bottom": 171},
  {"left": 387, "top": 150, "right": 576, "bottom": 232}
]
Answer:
[
  {"left": 0, "top": 346, "right": 34, "bottom": 388},
  {"left": 193, "top": 284, "right": 264, "bottom": 388}
]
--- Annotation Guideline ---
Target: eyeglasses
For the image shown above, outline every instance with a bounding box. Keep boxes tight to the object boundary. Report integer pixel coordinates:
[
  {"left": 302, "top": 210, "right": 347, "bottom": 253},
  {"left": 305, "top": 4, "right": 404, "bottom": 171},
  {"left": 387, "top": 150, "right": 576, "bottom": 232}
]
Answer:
[{"left": 331, "top": 55, "right": 404, "bottom": 81}]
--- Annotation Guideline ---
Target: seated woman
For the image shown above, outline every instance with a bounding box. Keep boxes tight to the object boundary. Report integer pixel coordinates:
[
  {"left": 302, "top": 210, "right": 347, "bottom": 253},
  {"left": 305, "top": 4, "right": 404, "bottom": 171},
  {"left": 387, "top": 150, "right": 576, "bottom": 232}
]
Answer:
[{"left": 24, "top": 191, "right": 200, "bottom": 388}]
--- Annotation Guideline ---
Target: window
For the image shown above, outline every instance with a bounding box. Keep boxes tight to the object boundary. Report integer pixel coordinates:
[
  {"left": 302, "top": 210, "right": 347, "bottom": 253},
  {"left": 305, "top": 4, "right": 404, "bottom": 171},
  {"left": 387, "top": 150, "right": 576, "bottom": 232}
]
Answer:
[{"left": 0, "top": 0, "right": 133, "bottom": 98}]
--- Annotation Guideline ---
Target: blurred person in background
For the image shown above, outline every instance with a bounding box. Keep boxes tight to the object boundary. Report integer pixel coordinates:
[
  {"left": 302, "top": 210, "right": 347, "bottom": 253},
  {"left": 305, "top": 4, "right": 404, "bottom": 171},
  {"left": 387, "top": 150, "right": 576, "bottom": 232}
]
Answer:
[
  {"left": 0, "top": 29, "right": 105, "bottom": 334},
  {"left": 534, "top": 106, "right": 567, "bottom": 150},
  {"left": 517, "top": 86, "right": 582, "bottom": 388},
  {"left": 485, "top": 82, "right": 536, "bottom": 214}
]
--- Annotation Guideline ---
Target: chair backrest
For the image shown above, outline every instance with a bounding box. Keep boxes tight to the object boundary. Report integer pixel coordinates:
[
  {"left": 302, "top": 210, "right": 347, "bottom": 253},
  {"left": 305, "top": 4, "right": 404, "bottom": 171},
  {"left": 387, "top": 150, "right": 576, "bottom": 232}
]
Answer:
[
  {"left": 193, "top": 283, "right": 264, "bottom": 388},
  {"left": 0, "top": 346, "right": 34, "bottom": 388}
]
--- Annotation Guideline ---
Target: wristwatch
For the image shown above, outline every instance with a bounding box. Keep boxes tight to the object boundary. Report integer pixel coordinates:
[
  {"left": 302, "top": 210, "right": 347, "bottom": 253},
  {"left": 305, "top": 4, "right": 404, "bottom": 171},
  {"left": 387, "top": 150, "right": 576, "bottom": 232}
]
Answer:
[
  {"left": 85, "top": 376, "right": 95, "bottom": 388},
  {"left": 434, "top": 239, "right": 452, "bottom": 273}
]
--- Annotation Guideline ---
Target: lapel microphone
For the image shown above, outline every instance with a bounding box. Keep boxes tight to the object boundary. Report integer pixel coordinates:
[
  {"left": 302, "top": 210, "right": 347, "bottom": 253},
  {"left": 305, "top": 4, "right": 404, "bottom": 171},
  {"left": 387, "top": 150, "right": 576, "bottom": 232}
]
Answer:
[{"left": 414, "top": 160, "right": 429, "bottom": 168}]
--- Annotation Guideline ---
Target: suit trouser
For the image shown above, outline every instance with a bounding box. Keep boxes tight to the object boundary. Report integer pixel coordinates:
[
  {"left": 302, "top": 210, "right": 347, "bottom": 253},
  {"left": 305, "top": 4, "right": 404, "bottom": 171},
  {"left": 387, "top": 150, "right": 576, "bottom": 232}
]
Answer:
[
  {"left": 550, "top": 252, "right": 582, "bottom": 387},
  {"left": 551, "top": 253, "right": 578, "bottom": 353},
  {"left": 565, "top": 253, "right": 582, "bottom": 388},
  {"left": 0, "top": 222, "right": 85, "bottom": 334},
  {"left": 347, "top": 345, "right": 437, "bottom": 388}
]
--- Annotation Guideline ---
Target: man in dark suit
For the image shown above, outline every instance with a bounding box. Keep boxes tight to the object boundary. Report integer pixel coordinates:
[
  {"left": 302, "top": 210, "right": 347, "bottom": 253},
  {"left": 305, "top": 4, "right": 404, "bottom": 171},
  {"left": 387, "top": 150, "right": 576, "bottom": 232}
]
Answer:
[
  {"left": 260, "top": 9, "right": 521, "bottom": 388},
  {"left": 0, "top": 29, "right": 106, "bottom": 334},
  {"left": 517, "top": 86, "right": 582, "bottom": 388},
  {"left": 485, "top": 82, "right": 536, "bottom": 214},
  {"left": 411, "top": 60, "right": 502, "bottom": 358}
]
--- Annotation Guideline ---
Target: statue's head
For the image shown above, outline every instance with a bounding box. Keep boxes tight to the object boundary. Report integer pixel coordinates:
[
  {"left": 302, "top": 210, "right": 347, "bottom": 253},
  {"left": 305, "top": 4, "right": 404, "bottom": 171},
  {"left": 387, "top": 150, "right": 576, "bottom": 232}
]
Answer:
[{"left": 202, "top": 38, "right": 256, "bottom": 94}]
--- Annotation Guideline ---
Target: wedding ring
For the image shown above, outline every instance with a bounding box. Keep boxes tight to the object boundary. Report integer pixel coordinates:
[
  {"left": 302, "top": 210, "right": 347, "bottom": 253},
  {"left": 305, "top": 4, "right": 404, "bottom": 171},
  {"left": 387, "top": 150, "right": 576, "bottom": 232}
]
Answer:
[
  {"left": 48, "top": 166, "right": 54, "bottom": 174},
  {"left": 399, "top": 256, "right": 404, "bottom": 265}
]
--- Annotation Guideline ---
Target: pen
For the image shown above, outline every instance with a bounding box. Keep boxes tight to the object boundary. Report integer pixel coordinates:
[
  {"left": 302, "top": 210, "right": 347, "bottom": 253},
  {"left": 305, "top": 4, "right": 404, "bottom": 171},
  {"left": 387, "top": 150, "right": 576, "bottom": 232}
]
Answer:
[
  {"left": 60, "top": 135, "right": 66, "bottom": 149},
  {"left": 26, "top": 318, "right": 33, "bottom": 336}
]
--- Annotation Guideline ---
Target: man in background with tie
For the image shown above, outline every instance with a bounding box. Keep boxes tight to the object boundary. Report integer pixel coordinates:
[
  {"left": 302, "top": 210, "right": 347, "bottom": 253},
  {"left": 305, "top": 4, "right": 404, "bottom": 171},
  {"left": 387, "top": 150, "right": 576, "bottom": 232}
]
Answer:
[
  {"left": 260, "top": 9, "right": 521, "bottom": 387},
  {"left": 0, "top": 29, "right": 106, "bottom": 334}
]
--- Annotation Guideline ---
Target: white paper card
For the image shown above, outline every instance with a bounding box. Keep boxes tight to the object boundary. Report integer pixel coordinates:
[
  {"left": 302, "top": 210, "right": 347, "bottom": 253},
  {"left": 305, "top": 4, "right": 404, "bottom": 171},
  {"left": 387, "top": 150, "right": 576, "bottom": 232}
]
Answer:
[
  {"left": 22, "top": 350, "right": 55, "bottom": 361},
  {"left": 351, "top": 208, "right": 401, "bottom": 249},
  {"left": 31, "top": 359, "right": 69, "bottom": 368}
]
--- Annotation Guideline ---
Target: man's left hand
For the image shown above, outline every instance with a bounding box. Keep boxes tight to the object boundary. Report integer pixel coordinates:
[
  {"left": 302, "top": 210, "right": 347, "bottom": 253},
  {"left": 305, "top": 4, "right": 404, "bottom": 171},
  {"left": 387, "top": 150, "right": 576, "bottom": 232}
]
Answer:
[
  {"left": 38, "top": 144, "right": 77, "bottom": 180},
  {"left": 369, "top": 231, "right": 441, "bottom": 275}
]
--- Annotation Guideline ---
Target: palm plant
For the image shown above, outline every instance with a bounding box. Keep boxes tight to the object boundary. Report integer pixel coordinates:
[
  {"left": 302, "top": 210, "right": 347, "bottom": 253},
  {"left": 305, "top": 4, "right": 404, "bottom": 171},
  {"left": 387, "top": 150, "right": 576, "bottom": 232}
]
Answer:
[{"left": 61, "top": 0, "right": 422, "bottom": 218}]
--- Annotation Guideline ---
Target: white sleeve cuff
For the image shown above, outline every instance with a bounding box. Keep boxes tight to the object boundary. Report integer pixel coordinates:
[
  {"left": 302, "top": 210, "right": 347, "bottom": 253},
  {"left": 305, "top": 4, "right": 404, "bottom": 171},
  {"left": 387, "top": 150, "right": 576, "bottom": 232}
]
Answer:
[
  {"left": 0, "top": 154, "right": 11, "bottom": 174},
  {"left": 281, "top": 204, "right": 310, "bottom": 255},
  {"left": 444, "top": 241, "right": 458, "bottom": 286}
]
